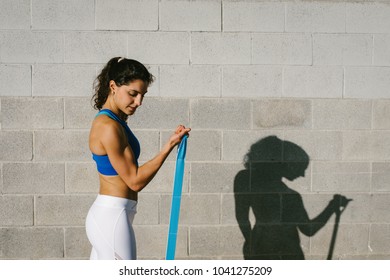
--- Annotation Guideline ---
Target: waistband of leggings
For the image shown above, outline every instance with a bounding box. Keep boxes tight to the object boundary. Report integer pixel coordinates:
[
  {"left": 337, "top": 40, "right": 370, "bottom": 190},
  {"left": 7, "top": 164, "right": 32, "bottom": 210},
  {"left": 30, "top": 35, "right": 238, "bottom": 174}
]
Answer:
[{"left": 94, "top": 194, "right": 137, "bottom": 210}]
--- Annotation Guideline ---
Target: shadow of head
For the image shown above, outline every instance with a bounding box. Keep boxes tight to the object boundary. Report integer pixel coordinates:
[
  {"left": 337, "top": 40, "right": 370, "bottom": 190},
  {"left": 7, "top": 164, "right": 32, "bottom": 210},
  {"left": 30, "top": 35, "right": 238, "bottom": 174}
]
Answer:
[{"left": 244, "top": 136, "right": 309, "bottom": 181}]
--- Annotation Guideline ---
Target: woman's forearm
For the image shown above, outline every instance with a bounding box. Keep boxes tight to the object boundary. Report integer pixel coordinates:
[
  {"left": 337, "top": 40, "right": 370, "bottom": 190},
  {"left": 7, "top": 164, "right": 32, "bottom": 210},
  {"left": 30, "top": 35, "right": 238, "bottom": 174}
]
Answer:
[{"left": 128, "top": 141, "right": 175, "bottom": 192}]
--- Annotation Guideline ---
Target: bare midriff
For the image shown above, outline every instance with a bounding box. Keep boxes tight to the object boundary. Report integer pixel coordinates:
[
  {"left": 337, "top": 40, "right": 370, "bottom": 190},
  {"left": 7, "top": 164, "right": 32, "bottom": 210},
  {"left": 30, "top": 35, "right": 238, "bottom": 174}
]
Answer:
[{"left": 98, "top": 174, "right": 138, "bottom": 201}]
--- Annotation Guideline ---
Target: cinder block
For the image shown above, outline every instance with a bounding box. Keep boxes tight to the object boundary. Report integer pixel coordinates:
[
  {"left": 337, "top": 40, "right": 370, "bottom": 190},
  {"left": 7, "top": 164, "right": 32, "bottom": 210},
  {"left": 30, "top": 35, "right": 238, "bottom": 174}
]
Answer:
[
  {"left": 0, "top": 227, "right": 64, "bottom": 259},
  {"left": 133, "top": 130, "right": 160, "bottom": 162},
  {"left": 96, "top": 0, "right": 158, "bottom": 31},
  {"left": 311, "top": 224, "right": 369, "bottom": 255},
  {"left": 128, "top": 32, "right": 189, "bottom": 65},
  {"left": 32, "top": 0, "right": 94, "bottom": 30},
  {"left": 191, "top": 99, "right": 251, "bottom": 129},
  {"left": 222, "top": 130, "right": 284, "bottom": 162},
  {"left": 283, "top": 66, "right": 343, "bottom": 98},
  {"left": 0, "top": 131, "right": 32, "bottom": 161},
  {"left": 372, "top": 162, "right": 390, "bottom": 192},
  {"left": 332, "top": 254, "right": 390, "bottom": 260},
  {"left": 253, "top": 99, "right": 312, "bottom": 129},
  {"left": 312, "top": 99, "right": 371, "bottom": 130},
  {"left": 373, "top": 34, "right": 390, "bottom": 66},
  {"left": 374, "top": 99, "right": 390, "bottom": 128},
  {"left": 65, "top": 98, "right": 96, "bottom": 129},
  {"left": 161, "top": 130, "right": 221, "bottom": 162},
  {"left": 34, "top": 65, "right": 97, "bottom": 97},
  {"left": 369, "top": 194, "right": 390, "bottom": 223},
  {"left": 129, "top": 98, "right": 189, "bottom": 129},
  {"left": 221, "top": 194, "right": 239, "bottom": 225},
  {"left": 0, "top": 31, "right": 63, "bottom": 63},
  {"left": 160, "top": 0, "right": 220, "bottom": 31},
  {"left": 0, "top": 196, "right": 33, "bottom": 226},
  {"left": 34, "top": 130, "right": 90, "bottom": 161},
  {"left": 286, "top": 1, "right": 345, "bottom": 33},
  {"left": 0, "top": 65, "right": 31, "bottom": 96},
  {"left": 64, "top": 32, "right": 127, "bottom": 63},
  {"left": 223, "top": 1, "right": 284, "bottom": 32},
  {"left": 313, "top": 34, "right": 373, "bottom": 65},
  {"left": 65, "top": 227, "right": 91, "bottom": 259},
  {"left": 191, "top": 163, "right": 243, "bottom": 193},
  {"left": 284, "top": 130, "right": 343, "bottom": 161},
  {"left": 312, "top": 162, "right": 371, "bottom": 192},
  {"left": 219, "top": 226, "right": 246, "bottom": 257},
  {"left": 346, "top": 2, "right": 390, "bottom": 33},
  {"left": 133, "top": 194, "right": 159, "bottom": 225},
  {"left": 65, "top": 163, "right": 99, "bottom": 193},
  {"left": 134, "top": 225, "right": 187, "bottom": 259},
  {"left": 0, "top": 164, "right": 3, "bottom": 194},
  {"left": 369, "top": 224, "right": 390, "bottom": 254},
  {"left": 3, "top": 163, "right": 65, "bottom": 194},
  {"left": 370, "top": 131, "right": 390, "bottom": 160},
  {"left": 161, "top": 194, "right": 220, "bottom": 225},
  {"left": 343, "top": 131, "right": 371, "bottom": 161},
  {"left": 345, "top": 67, "right": 390, "bottom": 99},
  {"left": 1, "top": 98, "right": 63, "bottom": 129},
  {"left": 191, "top": 33, "right": 251, "bottom": 65},
  {"left": 189, "top": 226, "right": 220, "bottom": 257},
  {"left": 252, "top": 33, "right": 312, "bottom": 65},
  {"left": 36, "top": 195, "right": 95, "bottom": 226},
  {"left": 144, "top": 161, "right": 189, "bottom": 194},
  {"left": 0, "top": 0, "right": 30, "bottom": 29},
  {"left": 222, "top": 66, "right": 282, "bottom": 98},
  {"left": 160, "top": 65, "right": 221, "bottom": 98},
  {"left": 186, "top": 130, "right": 221, "bottom": 161}
]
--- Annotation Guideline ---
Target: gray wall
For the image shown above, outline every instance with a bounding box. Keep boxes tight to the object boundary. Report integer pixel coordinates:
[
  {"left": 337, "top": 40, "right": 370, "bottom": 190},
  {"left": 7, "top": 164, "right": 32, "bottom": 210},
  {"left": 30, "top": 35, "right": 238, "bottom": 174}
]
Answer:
[{"left": 1, "top": 0, "right": 390, "bottom": 259}]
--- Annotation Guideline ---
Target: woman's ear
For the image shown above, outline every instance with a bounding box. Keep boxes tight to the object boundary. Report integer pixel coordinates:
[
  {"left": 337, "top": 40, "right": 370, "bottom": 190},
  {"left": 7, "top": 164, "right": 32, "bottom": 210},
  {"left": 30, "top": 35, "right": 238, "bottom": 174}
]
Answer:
[{"left": 109, "top": 80, "right": 116, "bottom": 94}]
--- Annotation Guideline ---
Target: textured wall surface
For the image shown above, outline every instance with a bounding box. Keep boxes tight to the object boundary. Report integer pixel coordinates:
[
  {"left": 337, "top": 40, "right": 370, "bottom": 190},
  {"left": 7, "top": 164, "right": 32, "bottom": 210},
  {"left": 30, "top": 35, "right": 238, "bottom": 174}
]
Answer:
[{"left": 1, "top": 0, "right": 390, "bottom": 260}]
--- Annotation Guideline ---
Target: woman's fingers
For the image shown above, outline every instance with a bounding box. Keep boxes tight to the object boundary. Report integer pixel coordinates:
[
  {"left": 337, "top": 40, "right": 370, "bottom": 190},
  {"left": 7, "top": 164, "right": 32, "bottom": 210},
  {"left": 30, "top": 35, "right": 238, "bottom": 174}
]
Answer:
[{"left": 175, "top": 125, "right": 191, "bottom": 136}]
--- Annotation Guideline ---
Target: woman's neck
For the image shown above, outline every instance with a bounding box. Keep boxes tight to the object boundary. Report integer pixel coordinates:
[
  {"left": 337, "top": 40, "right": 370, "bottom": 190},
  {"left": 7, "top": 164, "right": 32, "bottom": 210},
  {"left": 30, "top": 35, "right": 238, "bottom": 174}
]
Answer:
[{"left": 102, "top": 99, "right": 128, "bottom": 122}]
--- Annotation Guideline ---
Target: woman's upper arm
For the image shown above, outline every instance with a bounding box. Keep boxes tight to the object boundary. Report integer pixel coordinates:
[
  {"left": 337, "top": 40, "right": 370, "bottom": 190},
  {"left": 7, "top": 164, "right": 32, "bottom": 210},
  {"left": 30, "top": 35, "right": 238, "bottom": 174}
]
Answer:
[{"left": 99, "top": 123, "right": 139, "bottom": 189}]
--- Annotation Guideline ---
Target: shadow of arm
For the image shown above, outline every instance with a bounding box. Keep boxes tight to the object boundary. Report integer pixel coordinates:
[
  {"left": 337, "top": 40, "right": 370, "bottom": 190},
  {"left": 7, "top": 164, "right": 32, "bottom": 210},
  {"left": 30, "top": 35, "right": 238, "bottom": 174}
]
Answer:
[{"left": 298, "top": 195, "right": 350, "bottom": 236}]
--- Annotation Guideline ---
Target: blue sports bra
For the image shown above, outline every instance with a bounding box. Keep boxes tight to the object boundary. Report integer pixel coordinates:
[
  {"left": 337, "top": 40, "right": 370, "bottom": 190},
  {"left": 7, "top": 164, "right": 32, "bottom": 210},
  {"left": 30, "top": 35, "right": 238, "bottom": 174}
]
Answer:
[{"left": 92, "top": 109, "right": 140, "bottom": 176}]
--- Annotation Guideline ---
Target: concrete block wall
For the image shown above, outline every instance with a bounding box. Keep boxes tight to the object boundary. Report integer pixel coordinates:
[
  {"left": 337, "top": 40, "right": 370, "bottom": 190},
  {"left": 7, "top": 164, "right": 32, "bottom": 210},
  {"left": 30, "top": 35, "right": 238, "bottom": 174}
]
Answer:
[{"left": 1, "top": 0, "right": 390, "bottom": 259}]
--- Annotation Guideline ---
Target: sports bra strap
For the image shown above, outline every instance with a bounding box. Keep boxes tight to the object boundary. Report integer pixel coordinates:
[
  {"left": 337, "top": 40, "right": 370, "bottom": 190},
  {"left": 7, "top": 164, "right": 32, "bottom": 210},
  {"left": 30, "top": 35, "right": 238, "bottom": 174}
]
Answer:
[{"left": 96, "top": 109, "right": 127, "bottom": 127}]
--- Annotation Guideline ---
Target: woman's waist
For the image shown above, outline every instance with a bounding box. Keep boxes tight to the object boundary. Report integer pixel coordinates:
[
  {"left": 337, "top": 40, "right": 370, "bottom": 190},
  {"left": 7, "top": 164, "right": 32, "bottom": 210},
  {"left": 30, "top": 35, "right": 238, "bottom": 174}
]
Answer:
[
  {"left": 98, "top": 175, "right": 138, "bottom": 201},
  {"left": 93, "top": 194, "right": 137, "bottom": 210}
]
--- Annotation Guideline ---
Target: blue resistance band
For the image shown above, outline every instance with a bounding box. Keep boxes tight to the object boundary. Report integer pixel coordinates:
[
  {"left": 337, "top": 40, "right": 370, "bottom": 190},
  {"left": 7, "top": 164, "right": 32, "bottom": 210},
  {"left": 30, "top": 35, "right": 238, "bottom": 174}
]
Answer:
[{"left": 166, "top": 135, "right": 188, "bottom": 260}]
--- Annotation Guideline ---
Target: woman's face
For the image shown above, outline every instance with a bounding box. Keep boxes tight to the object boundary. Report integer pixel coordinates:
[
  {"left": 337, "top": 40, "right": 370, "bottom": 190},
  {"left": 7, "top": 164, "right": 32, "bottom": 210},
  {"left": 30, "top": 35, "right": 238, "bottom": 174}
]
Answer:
[{"left": 111, "top": 79, "right": 148, "bottom": 115}]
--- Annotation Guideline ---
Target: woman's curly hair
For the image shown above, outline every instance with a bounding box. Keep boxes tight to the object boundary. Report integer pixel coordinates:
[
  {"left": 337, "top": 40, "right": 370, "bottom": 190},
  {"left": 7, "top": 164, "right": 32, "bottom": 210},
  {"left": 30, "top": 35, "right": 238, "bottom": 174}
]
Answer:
[{"left": 92, "top": 57, "right": 154, "bottom": 110}]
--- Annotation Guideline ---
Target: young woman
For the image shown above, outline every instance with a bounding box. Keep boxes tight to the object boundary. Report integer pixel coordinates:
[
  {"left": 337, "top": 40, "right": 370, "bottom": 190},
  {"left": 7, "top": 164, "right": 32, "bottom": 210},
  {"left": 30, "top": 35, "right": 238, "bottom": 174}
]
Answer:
[{"left": 85, "top": 57, "right": 190, "bottom": 260}]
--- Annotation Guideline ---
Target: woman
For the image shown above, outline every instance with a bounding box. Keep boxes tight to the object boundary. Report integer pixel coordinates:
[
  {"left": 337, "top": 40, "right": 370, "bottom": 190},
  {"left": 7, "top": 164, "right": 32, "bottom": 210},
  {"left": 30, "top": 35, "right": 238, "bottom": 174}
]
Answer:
[{"left": 85, "top": 57, "right": 190, "bottom": 260}]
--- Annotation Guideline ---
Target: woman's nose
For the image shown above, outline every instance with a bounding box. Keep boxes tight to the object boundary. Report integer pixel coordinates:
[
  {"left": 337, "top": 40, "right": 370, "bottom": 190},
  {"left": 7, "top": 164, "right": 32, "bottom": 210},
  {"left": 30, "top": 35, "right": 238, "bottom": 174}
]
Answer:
[{"left": 134, "top": 95, "right": 143, "bottom": 107}]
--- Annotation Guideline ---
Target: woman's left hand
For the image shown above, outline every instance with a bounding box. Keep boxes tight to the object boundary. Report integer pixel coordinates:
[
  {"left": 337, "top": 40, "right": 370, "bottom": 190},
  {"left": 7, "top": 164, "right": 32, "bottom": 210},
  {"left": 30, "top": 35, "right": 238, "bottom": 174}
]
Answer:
[{"left": 169, "top": 125, "right": 191, "bottom": 146}]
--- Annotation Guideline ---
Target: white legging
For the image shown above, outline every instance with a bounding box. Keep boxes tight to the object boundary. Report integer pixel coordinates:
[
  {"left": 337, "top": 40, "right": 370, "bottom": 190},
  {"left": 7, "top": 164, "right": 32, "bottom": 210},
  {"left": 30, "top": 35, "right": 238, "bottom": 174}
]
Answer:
[{"left": 85, "top": 194, "right": 137, "bottom": 260}]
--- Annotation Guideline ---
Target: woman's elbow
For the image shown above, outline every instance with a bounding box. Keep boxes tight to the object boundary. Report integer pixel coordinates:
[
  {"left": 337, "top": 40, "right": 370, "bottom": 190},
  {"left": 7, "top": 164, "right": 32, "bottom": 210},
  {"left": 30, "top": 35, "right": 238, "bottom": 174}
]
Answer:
[{"left": 127, "top": 183, "right": 144, "bottom": 192}]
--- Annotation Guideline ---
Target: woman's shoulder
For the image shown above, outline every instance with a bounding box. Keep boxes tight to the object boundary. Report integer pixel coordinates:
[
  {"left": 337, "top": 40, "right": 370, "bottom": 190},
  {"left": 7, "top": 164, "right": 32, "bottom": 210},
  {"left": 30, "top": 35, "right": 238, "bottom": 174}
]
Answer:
[{"left": 92, "top": 114, "right": 124, "bottom": 139}]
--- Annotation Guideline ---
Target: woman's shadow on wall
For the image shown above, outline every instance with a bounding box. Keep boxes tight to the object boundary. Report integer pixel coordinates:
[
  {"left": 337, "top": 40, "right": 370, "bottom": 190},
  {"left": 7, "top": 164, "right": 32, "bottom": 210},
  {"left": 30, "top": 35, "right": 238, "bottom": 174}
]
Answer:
[{"left": 234, "top": 136, "right": 351, "bottom": 260}]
